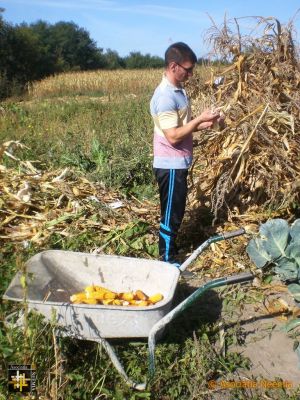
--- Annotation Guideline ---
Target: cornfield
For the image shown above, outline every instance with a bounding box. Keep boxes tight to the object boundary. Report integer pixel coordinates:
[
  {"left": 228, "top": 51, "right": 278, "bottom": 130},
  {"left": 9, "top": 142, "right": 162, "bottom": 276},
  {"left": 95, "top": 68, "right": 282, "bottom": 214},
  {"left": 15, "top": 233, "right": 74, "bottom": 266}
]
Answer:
[
  {"left": 29, "top": 69, "right": 163, "bottom": 98},
  {"left": 28, "top": 66, "right": 212, "bottom": 99}
]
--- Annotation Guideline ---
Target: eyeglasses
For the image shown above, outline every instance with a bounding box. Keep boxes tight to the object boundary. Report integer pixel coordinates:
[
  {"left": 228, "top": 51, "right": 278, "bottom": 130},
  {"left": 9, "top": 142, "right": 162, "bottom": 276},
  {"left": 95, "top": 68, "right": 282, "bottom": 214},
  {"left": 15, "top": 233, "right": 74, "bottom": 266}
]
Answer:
[{"left": 176, "top": 63, "right": 194, "bottom": 73}]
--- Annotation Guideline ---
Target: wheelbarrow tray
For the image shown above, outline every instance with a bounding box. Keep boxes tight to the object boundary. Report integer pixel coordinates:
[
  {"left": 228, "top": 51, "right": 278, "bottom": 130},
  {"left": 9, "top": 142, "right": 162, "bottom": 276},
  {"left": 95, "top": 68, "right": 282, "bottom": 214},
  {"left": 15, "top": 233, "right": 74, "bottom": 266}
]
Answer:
[{"left": 3, "top": 250, "right": 180, "bottom": 339}]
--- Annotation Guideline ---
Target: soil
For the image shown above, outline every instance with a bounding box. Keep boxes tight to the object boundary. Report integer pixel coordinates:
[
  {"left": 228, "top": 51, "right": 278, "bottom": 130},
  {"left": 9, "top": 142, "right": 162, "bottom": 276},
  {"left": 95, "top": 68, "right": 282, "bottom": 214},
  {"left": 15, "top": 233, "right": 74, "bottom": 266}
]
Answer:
[{"left": 180, "top": 275, "right": 300, "bottom": 398}]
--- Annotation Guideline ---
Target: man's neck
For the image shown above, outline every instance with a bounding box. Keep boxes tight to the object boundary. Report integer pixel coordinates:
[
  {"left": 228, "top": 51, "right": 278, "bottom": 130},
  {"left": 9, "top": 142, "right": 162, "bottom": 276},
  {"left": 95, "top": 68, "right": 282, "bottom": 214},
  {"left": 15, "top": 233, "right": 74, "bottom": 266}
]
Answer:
[{"left": 165, "top": 70, "right": 181, "bottom": 88}]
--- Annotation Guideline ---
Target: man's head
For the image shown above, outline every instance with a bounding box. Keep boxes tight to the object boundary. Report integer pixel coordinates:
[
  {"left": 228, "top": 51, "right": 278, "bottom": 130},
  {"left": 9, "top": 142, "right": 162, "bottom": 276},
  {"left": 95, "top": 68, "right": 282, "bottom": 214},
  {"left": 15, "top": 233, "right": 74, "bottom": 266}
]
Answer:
[{"left": 164, "top": 42, "right": 197, "bottom": 85}]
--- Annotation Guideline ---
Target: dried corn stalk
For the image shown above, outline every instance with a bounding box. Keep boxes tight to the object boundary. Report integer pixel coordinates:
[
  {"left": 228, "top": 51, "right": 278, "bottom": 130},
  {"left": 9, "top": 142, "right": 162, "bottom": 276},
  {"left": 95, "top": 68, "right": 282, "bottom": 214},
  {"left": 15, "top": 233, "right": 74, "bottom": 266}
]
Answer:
[
  {"left": 0, "top": 141, "right": 158, "bottom": 246},
  {"left": 186, "top": 15, "right": 300, "bottom": 222}
]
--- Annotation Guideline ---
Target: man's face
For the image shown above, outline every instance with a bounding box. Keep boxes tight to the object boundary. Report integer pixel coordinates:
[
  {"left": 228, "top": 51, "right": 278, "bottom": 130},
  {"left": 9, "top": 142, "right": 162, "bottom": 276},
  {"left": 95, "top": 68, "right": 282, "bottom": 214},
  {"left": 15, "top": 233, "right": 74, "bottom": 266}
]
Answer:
[{"left": 174, "top": 61, "right": 195, "bottom": 82}]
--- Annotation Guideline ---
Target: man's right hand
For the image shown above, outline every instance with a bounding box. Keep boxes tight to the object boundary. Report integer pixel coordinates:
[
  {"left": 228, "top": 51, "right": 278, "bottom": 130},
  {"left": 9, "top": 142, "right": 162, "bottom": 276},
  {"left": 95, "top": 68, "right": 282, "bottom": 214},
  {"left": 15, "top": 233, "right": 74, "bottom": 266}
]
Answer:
[
  {"left": 162, "top": 108, "right": 221, "bottom": 145},
  {"left": 194, "top": 108, "right": 220, "bottom": 131},
  {"left": 196, "top": 120, "right": 214, "bottom": 130},
  {"left": 200, "top": 108, "right": 220, "bottom": 121}
]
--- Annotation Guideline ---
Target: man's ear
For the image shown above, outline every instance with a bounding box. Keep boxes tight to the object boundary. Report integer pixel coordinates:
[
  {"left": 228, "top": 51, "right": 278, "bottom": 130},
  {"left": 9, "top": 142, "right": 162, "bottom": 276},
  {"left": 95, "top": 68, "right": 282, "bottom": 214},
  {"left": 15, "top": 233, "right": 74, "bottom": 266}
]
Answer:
[{"left": 169, "top": 62, "right": 177, "bottom": 72}]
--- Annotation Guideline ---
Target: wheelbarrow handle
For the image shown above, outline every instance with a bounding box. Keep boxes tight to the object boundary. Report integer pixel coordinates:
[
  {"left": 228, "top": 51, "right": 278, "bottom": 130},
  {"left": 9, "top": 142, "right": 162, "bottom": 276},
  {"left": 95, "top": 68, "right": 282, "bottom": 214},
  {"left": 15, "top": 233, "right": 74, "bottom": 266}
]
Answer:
[
  {"left": 221, "top": 228, "right": 245, "bottom": 240},
  {"left": 148, "top": 271, "right": 254, "bottom": 381},
  {"left": 225, "top": 272, "right": 254, "bottom": 285},
  {"left": 179, "top": 228, "right": 246, "bottom": 272}
]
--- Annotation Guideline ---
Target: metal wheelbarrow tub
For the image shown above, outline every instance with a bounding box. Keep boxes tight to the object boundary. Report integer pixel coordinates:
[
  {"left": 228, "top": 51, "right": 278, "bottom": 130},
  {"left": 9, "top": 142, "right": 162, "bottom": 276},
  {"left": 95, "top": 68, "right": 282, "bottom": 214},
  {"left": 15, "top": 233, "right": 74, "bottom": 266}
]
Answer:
[
  {"left": 3, "top": 250, "right": 180, "bottom": 339},
  {"left": 3, "top": 229, "right": 254, "bottom": 390}
]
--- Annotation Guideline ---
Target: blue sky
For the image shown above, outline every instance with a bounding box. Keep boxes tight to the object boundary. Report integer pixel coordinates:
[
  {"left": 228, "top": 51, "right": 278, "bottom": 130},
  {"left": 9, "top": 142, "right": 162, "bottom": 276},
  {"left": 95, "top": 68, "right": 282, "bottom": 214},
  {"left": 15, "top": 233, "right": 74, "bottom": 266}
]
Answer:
[{"left": 1, "top": 0, "right": 300, "bottom": 57}]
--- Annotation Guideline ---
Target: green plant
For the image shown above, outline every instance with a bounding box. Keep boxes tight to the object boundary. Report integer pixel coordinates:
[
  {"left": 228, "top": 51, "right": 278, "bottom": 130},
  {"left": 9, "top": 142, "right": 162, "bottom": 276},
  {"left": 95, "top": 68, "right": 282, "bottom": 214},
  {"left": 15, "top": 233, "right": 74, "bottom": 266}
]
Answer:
[
  {"left": 101, "top": 220, "right": 159, "bottom": 258},
  {"left": 246, "top": 218, "right": 300, "bottom": 301}
]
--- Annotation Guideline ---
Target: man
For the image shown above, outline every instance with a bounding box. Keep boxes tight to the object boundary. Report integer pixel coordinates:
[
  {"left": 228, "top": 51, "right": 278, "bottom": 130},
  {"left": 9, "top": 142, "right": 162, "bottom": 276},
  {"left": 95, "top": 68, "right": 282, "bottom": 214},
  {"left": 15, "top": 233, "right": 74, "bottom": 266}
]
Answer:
[{"left": 150, "top": 42, "right": 220, "bottom": 266}]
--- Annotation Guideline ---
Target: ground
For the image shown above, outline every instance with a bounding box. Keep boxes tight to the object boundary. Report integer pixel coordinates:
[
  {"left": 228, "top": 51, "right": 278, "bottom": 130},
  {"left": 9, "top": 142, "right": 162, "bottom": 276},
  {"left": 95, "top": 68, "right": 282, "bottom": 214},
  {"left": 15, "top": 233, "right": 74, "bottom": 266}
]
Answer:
[{"left": 181, "top": 274, "right": 300, "bottom": 399}]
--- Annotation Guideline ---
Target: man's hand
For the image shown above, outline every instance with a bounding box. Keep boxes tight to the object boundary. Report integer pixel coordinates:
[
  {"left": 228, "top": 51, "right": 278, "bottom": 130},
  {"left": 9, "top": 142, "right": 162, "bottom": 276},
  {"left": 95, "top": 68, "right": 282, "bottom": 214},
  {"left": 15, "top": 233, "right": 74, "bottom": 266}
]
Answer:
[
  {"left": 194, "top": 108, "right": 220, "bottom": 131},
  {"left": 199, "top": 108, "right": 220, "bottom": 122},
  {"left": 162, "top": 108, "right": 221, "bottom": 145},
  {"left": 196, "top": 120, "right": 214, "bottom": 130}
]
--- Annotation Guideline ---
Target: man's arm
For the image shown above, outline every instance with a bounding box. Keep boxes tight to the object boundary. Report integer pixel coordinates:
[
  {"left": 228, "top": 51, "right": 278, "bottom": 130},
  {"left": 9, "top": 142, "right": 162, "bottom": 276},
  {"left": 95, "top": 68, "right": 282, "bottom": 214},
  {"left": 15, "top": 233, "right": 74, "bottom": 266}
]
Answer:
[{"left": 163, "top": 109, "right": 219, "bottom": 146}]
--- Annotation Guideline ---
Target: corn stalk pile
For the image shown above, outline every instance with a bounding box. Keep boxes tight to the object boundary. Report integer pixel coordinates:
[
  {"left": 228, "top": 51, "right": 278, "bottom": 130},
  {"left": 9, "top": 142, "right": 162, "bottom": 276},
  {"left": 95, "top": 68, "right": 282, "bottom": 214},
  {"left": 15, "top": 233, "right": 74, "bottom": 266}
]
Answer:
[
  {"left": 0, "top": 141, "right": 158, "bottom": 253},
  {"left": 186, "top": 16, "right": 300, "bottom": 223}
]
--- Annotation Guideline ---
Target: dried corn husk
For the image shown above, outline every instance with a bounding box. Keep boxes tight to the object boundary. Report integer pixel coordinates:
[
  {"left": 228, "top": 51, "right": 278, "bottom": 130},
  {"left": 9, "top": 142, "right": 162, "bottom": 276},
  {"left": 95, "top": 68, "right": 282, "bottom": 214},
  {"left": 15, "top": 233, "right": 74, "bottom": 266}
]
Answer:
[
  {"left": 186, "top": 16, "right": 300, "bottom": 223},
  {"left": 0, "top": 142, "right": 158, "bottom": 247}
]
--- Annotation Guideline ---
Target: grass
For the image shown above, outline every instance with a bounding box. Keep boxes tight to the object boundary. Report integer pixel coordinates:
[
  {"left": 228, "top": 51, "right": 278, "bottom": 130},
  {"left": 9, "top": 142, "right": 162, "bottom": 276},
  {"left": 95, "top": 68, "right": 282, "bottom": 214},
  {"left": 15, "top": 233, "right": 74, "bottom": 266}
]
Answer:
[
  {"left": 0, "top": 276, "right": 252, "bottom": 399},
  {"left": 1, "top": 93, "right": 155, "bottom": 198},
  {"left": 1, "top": 67, "right": 300, "bottom": 399}
]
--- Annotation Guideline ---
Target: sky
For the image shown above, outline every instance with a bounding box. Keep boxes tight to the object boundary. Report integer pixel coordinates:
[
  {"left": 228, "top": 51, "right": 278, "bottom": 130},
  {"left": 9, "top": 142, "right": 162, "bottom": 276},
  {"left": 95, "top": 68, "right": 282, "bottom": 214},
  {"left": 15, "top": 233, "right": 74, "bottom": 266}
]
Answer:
[{"left": 1, "top": 0, "right": 300, "bottom": 58}]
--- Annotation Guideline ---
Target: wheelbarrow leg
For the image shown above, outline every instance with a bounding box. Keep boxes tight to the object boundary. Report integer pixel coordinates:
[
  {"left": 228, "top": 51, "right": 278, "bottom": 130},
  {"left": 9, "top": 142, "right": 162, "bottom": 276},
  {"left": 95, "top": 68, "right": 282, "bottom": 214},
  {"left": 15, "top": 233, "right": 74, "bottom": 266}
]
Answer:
[
  {"left": 147, "top": 272, "right": 254, "bottom": 382},
  {"left": 94, "top": 337, "right": 147, "bottom": 391}
]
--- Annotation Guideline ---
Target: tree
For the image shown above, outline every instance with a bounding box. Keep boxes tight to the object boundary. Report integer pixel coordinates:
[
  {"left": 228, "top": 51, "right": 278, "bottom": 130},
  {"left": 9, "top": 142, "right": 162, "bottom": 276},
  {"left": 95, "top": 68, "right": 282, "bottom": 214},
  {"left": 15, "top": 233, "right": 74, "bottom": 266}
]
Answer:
[
  {"left": 0, "top": 13, "right": 44, "bottom": 95},
  {"left": 44, "top": 21, "right": 105, "bottom": 71},
  {"left": 124, "top": 52, "right": 164, "bottom": 69},
  {"left": 10, "top": 24, "right": 45, "bottom": 81},
  {"left": 103, "top": 49, "right": 124, "bottom": 69},
  {"left": 0, "top": 11, "right": 164, "bottom": 99}
]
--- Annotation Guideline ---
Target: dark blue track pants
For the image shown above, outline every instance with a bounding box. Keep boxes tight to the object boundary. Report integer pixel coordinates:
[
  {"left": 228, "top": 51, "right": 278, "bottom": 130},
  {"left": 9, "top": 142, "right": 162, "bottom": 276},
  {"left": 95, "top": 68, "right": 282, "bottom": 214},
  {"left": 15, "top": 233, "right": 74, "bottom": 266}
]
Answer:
[{"left": 154, "top": 168, "right": 188, "bottom": 263}]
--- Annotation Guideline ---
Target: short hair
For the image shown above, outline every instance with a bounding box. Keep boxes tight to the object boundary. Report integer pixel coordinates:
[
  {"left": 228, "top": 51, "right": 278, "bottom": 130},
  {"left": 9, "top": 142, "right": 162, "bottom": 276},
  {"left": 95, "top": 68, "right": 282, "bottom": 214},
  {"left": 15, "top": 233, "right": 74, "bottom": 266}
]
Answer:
[{"left": 165, "top": 42, "right": 197, "bottom": 66}]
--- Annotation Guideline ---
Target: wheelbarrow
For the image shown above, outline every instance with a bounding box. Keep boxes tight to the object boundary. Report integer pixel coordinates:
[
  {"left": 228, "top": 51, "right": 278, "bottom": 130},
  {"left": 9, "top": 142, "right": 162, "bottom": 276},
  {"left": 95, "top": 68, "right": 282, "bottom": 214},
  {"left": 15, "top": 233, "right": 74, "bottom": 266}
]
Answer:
[{"left": 3, "top": 229, "right": 254, "bottom": 390}]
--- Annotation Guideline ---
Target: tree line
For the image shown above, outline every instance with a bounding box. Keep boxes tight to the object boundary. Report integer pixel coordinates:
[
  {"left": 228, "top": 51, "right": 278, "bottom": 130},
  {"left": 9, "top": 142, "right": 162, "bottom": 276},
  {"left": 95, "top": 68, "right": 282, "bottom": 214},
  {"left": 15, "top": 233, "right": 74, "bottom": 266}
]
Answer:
[{"left": 0, "top": 9, "right": 165, "bottom": 98}]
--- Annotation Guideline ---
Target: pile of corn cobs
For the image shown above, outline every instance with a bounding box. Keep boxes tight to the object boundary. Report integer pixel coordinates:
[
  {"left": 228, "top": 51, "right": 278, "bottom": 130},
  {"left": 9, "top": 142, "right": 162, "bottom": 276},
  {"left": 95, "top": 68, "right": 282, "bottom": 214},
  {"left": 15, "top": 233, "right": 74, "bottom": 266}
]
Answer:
[{"left": 70, "top": 285, "right": 164, "bottom": 307}]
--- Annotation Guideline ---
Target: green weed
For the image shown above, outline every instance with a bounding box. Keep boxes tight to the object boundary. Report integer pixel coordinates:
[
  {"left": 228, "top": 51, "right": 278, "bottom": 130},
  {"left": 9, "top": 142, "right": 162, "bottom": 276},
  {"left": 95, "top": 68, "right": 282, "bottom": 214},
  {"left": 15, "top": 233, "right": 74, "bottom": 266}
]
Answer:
[{"left": 0, "top": 95, "right": 155, "bottom": 196}]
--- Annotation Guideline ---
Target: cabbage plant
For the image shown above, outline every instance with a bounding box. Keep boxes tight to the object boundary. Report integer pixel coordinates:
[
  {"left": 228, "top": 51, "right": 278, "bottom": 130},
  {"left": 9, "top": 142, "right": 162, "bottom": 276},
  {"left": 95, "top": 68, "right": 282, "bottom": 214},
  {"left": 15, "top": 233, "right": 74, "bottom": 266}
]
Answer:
[{"left": 246, "top": 218, "right": 300, "bottom": 301}]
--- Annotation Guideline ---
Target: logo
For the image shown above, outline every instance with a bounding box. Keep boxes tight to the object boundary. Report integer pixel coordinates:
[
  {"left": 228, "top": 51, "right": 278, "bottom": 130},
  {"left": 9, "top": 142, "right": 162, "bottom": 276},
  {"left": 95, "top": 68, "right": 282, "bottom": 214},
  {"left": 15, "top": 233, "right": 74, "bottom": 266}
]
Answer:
[{"left": 8, "top": 364, "right": 36, "bottom": 396}]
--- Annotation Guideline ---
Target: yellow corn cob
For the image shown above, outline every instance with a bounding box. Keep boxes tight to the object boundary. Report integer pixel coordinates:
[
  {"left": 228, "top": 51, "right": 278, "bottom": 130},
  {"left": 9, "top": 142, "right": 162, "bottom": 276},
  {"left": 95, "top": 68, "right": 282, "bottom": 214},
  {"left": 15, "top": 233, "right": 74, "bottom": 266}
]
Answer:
[
  {"left": 82, "top": 298, "right": 98, "bottom": 305},
  {"left": 84, "top": 285, "right": 96, "bottom": 294},
  {"left": 85, "top": 284, "right": 111, "bottom": 291},
  {"left": 113, "top": 299, "right": 122, "bottom": 306},
  {"left": 85, "top": 286, "right": 111, "bottom": 298},
  {"left": 135, "top": 290, "right": 148, "bottom": 301},
  {"left": 130, "top": 300, "right": 149, "bottom": 307},
  {"left": 70, "top": 292, "right": 87, "bottom": 303},
  {"left": 94, "top": 285, "right": 109, "bottom": 292},
  {"left": 87, "top": 292, "right": 104, "bottom": 300},
  {"left": 148, "top": 293, "right": 164, "bottom": 304},
  {"left": 120, "top": 292, "right": 134, "bottom": 301},
  {"left": 134, "top": 300, "right": 148, "bottom": 307},
  {"left": 103, "top": 291, "right": 116, "bottom": 300},
  {"left": 85, "top": 291, "right": 96, "bottom": 298},
  {"left": 102, "top": 299, "right": 114, "bottom": 305}
]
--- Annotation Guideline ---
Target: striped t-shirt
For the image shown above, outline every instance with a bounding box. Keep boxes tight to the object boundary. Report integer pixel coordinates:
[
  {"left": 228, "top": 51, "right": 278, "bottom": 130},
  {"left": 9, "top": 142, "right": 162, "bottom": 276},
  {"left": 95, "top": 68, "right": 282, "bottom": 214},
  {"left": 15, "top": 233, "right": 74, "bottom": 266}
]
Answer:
[{"left": 150, "top": 75, "right": 192, "bottom": 169}]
